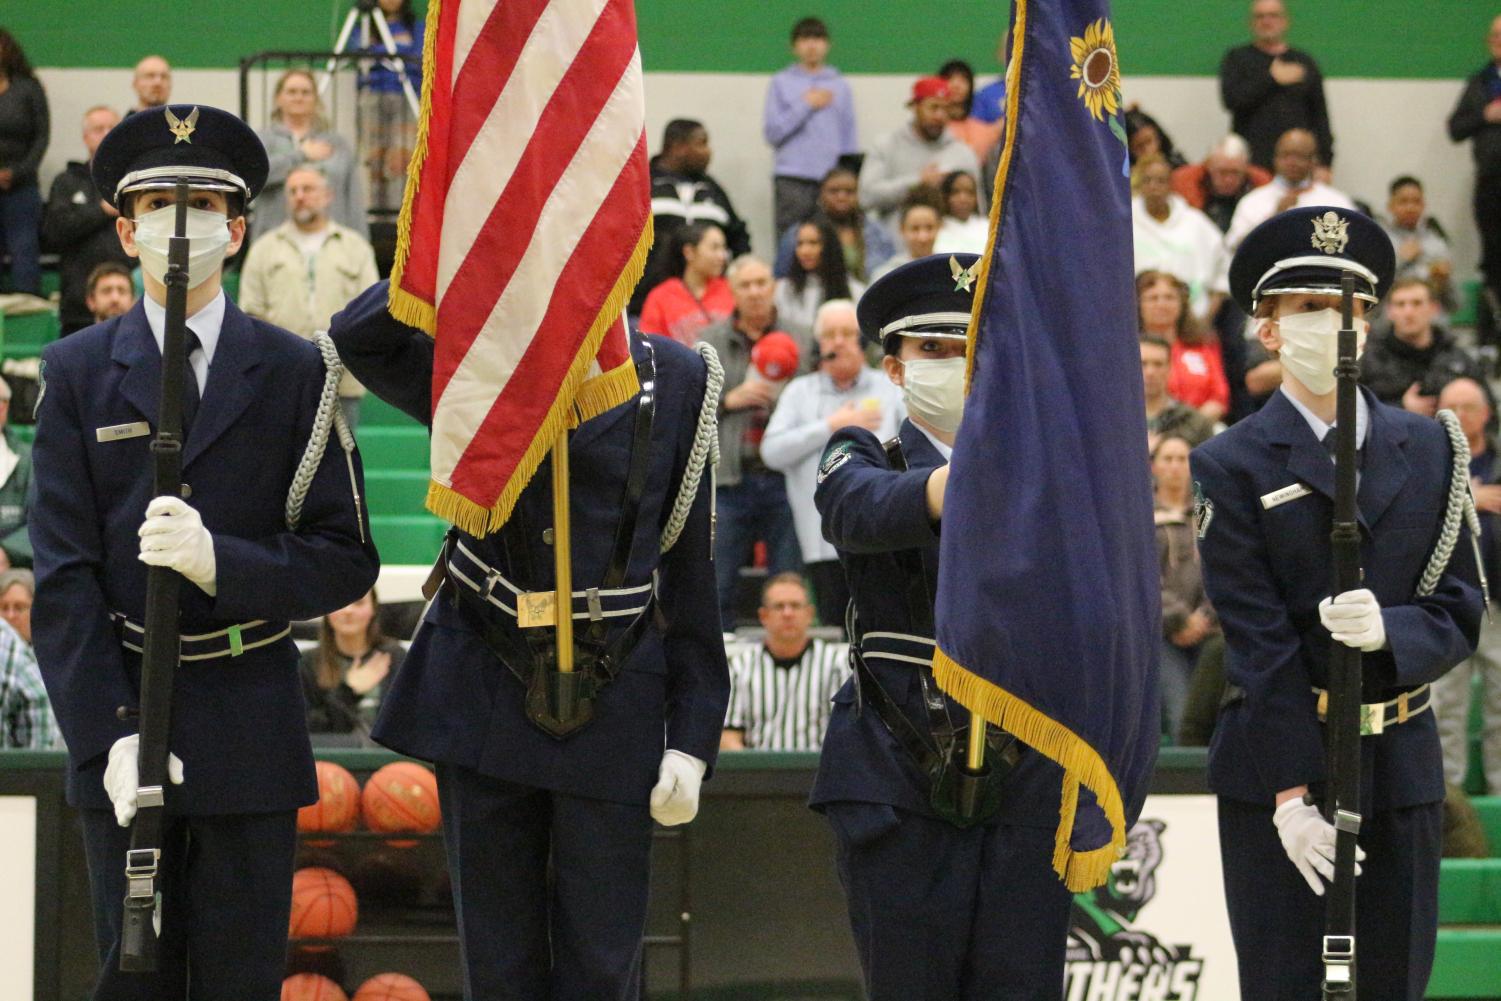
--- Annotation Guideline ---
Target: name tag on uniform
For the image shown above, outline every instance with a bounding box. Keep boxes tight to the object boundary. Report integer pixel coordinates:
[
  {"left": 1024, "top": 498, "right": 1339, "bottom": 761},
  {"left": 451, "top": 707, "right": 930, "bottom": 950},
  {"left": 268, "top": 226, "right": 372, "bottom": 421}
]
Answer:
[
  {"left": 1260, "top": 483, "right": 1314, "bottom": 510},
  {"left": 95, "top": 421, "right": 151, "bottom": 443}
]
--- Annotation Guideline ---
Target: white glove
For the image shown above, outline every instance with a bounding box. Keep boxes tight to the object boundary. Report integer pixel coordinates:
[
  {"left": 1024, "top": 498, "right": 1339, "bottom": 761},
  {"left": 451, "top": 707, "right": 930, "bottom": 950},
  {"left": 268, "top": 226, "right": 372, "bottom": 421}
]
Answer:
[
  {"left": 1319, "top": 588, "right": 1387, "bottom": 652},
  {"left": 138, "top": 496, "right": 217, "bottom": 595},
  {"left": 1273, "top": 797, "right": 1364, "bottom": 896},
  {"left": 650, "top": 750, "right": 707, "bottom": 826},
  {"left": 104, "top": 734, "right": 185, "bottom": 828}
]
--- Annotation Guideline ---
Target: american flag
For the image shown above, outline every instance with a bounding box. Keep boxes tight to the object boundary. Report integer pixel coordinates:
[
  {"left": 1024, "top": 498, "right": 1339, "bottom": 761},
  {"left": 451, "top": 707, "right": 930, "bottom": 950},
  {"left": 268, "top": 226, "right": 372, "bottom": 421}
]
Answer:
[{"left": 389, "top": 0, "right": 651, "bottom": 537}]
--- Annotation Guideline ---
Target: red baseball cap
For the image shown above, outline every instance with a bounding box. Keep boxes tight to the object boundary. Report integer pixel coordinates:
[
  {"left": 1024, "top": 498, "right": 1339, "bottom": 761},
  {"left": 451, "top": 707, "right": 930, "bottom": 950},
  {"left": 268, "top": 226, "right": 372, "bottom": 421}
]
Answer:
[
  {"left": 909, "top": 76, "right": 951, "bottom": 105},
  {"left": 751, "top": 331, "right": 802, "bottom": 381}
]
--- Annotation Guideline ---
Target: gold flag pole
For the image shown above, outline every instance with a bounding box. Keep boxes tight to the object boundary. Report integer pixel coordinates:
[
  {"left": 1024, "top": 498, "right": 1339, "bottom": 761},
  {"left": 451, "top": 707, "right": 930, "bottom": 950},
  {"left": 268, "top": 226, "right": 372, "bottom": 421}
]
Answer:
[
  {"left": 551, "top": 429, "right": 574, "bottom": 674},
  {"left": 967, "top": 712, "right": 986, "bottom": 771}
]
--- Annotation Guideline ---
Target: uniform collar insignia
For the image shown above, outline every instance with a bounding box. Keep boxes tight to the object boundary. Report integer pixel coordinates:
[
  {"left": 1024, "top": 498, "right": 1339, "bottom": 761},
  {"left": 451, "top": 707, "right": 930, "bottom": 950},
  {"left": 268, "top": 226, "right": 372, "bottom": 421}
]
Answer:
[
  {"left": 950, "top": 255, "right": 980, "bottom": 293},
  {"left": 1192, "top": 481, "right": 1214, "bottom": 540},
  {"left": 165, "top": 106, "right": 201, "bottom": 144},
  {"left": 1310, "top": 211, "right": 1349, "bottom": 255}
]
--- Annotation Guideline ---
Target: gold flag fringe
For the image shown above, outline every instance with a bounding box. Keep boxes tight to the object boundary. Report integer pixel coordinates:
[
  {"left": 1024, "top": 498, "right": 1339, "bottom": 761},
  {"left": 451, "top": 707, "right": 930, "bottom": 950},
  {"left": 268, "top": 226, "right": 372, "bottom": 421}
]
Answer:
[
  {"left": 423, "top": 220, "right": 652, "bottom": 538},
  {"left": 932, "top": 646, "right": 1125, "bottom": 892},
  {"left": 386, "top": 0, "right": 444, "bottom": 334}
]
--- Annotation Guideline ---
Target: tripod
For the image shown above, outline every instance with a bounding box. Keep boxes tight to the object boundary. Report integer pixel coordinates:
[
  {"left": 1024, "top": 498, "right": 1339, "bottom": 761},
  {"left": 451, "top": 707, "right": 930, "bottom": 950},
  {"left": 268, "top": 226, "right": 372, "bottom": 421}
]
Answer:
[{"left": 321, "top": 0, "right": 420, "bottom": 118}]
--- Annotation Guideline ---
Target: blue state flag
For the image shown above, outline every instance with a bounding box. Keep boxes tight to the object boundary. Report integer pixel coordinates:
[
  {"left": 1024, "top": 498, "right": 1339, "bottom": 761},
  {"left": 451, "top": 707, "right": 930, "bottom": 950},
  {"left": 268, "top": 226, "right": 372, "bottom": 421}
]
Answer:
[{"left": 932, "top": 0, "right": 1160, "bottom": 891}]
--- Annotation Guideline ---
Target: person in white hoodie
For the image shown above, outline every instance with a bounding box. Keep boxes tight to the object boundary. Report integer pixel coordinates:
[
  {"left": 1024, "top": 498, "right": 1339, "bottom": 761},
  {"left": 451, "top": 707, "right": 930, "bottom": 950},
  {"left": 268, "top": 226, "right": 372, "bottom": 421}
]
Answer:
[{"left": 1131, "top": 154, "right": 1229, "bottom": 325}]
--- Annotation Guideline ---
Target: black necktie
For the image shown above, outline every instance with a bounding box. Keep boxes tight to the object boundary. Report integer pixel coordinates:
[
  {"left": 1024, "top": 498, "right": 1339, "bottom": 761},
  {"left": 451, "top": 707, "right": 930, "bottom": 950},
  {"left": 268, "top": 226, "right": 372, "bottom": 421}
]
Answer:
[
  {"left": 1321, "top": 427, "right": 1363, "bottom": 468},
  {"left": 181, "top": 328, "right": 201, "bottom": 436}
]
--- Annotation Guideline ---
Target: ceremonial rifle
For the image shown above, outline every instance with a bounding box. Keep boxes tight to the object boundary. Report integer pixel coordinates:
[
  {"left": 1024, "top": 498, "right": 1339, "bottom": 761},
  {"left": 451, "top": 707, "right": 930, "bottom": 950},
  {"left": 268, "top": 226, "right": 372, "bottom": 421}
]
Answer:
[
  {"left": 1322, "top": 271, "right": 1362, "bottom": 999},
  {"left": 120, "top": 180, "right": 192, "bottom": 972}
]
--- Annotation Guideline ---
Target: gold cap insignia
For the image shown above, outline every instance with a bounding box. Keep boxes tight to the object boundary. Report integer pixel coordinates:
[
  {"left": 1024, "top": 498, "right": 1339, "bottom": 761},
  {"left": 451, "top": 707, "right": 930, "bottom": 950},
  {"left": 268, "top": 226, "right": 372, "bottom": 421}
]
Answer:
[
  {"left": 165, "top": 106, "right": 200, "bottom": 145},
  {"left": 949, "top": 255, "right": 981, "bottom": 293},
  {"left": 1310, "top": 211, "right": 1349, "bottom": 255}
]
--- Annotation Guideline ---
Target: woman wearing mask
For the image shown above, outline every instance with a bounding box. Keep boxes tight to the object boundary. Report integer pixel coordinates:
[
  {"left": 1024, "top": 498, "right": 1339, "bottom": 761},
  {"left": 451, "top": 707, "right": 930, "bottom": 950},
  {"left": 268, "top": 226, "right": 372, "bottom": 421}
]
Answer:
[
  {"left": 774, "top": 217, "right": 863, "bottom": 341},
  {"left": 299, "top": 588, "right": 404, "bottom": 735},
  {"left": 637, "top": 220, "right": 733, "bottom": 346},
  {"left": 1137, "top": 269, "right": 1229, "bottom": 423},
  {"left": 256, "top": 69, "right": 365, "bottom": 233}
]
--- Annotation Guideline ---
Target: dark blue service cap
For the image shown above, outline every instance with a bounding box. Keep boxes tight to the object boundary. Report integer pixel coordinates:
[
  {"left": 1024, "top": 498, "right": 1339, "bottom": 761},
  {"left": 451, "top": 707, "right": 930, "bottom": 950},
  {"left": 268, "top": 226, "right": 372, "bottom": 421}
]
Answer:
[
  {"left": 92, "top": 104, "right": 269, "bottom": 211},
  {"left": 1228, "top": 205, "right": 1395, "bottom": 314},
  {"left": 856, "top": 252, "right": 982, "bottom": 349}
]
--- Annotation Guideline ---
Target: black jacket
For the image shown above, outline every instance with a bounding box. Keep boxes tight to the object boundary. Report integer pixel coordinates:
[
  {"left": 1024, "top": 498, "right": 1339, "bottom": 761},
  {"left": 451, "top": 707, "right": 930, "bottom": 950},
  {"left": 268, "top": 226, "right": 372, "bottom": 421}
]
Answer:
[
  {"left": 1358, "top": 322, "right": 1482, "bottom": 405},
  {"left": 1448, "top": 67, "right": 1501, "bottom": 179},
  {"left": 628, "top": 158, "right": 751, "bottom": 315},
  {"left": 41, "top": 161, "right": 133, "bottom": 334},
  {"left": 1218, "top": 44, "right": 1333, "bottom": 169}
]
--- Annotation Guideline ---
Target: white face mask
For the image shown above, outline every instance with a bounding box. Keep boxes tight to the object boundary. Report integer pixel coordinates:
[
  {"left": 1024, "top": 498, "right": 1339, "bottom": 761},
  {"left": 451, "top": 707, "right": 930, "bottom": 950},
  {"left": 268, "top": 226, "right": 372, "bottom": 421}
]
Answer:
[
  {"left": 1274, "top": 307, "right": 1369, "bottom": 397},
  {"left": 900, "top": 356, "right": 967, "bottom": 433},
  {"left": 131, "top": 205, "right": 234, "bottom": 290}
]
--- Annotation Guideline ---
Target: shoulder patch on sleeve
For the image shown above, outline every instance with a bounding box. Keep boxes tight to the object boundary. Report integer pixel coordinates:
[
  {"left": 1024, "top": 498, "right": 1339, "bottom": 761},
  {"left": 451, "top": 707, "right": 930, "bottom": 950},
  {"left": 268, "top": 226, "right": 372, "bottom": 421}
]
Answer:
[
  {"left": 34, "top": 358, "right": 46, "bottom": 417},
  {"left": 818, "top": 441, "right": 854, "bottom": 484},
  {"left": 1193, "top": 480, "right": 1214, "bottom": 540}
]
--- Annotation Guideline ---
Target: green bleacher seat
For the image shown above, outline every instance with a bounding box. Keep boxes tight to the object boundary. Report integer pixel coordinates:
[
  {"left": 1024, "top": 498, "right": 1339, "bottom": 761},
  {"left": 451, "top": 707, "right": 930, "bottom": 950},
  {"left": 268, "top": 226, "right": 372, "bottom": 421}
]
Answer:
[
  {"left": 0, "top": 310, "right": 59, "bottom": 358},
  {"left": 1450, "top": 278, "right": 1481, "bottom": 329},
  {"left": 1475, "top": 797, "right": 1501, "bottom": 853},
  {"left": 1437, "top": 858, "right": 1501, "bottom": 924},
  {"left": 359, "top": 393, "right": 417, "bottom": 426},
  {"left": 369, "top": 514, "right": 447, "bottom": 565},
  {"left": 355, "top": 424, "right": 429, "bottom": 468},
  {"left": 365, "top": 468, "right": 431, "bottom": 517},
  {"left": 1429, "top": 928, "right": 1501, "bottom": 998}
]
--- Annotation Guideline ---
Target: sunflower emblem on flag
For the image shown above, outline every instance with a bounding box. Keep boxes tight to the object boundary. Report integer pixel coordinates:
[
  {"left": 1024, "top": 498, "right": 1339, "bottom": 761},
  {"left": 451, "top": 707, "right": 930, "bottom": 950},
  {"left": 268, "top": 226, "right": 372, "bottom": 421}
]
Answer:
[{"left": 1070, "top": 18, "right": 1128, "bottom": 152}]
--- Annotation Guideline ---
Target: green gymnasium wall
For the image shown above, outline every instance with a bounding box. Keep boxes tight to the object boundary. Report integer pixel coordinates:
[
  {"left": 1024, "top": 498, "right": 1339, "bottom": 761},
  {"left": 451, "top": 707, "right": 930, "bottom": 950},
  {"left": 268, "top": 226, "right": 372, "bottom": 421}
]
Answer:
[{"left": 7, "top": 0, "right": 1496, "bottom": 78}]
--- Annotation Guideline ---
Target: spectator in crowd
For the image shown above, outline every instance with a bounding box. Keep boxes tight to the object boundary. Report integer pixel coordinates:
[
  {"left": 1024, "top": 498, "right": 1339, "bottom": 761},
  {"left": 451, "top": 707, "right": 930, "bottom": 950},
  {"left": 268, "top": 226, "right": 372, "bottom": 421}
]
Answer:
[
  {"left": 938, "top": 59, "right": 1003, "bottom": 161},
  {"left": 1124, "top": 108, "right": 1186, "bottom": 170},
  {"left": 1359, "top": 278, "right": 1481, "bottom": 415},
  {"left": 1218, "top": 0, "right": 1332, "bottom": 169},
  {"left": 638, "top": 221, "right": 733, "bottom": 347},
  {"left": 1448, "top": 14, "right": 1501, "bottom": 346},
  {"left": 0, "top": 377, "right": 29, "bottom": 570},
  {"left": 358, "top": 0, "right": 423, "bottom": 215},
  {"left": 970, "top": 30, "right": 1010, "bottom": 125},
  {"left": 721, "top": 573, "right": 849, "bottom": 751},
  {"left": 870, "top": 188, "right": 943, "bottom": 282},
  {"left": 698, "top": 255, "right": 802, "bottom": 629},
  {"left": 0, "top": 567, "right": 31, "bottom": 644},
  {"left": 41, "top": 105, "right": 133, "bottom": 334},
  {"left": 861, "top": 76, "right": 980, "bottom": 232},
  {"left": 763, "top": 17, "right": 858, "bottom": 237},
  {"left": 1224, "top": 127, "right": 1353, "bottom": 251},
  {"left": 774, "top": 219, "right": 862, "bottom": 341},
  {"left": 130, "top": 55, "right": 171, "bottom": 113},
  {"left": 632, "top": 118, "right": 751, "bottom": 315},
  {"left": 1132, "top": 154, "right": 1229, "bottom": 325},
  {"left": 0, "top": 29, "right": 48, "bottom": 296},
  {"left": 932, "top": 170, "right": 988, "bottom": 255},
  {"left": 1139, "top": 270, "right": 1229, "bottom": 423},
  {"left": 1383, "top": 176, "right": 1457, "bottom": 318},
  {"left": 299, "top": 588, "right": 403, "bottom": 736},
  {"left": 1178, "top": 633, "right": 1228, "bottom": 747},
  {"left": 1142, "top": 337, "right": 1215, "bottom": 450},
  {"left": 256, "top": 70, "right": 364, "bottom": 234},
  {"left": 1432, "top": 377, "right": 1501, "bottom": 794},
  {"left": 1171, "top": 133, "right": 1272, "bottom": 234},
  {"left": 1153, "top": 434, "right": 1218, "bottom": 740},
  {"left": 773, "top": 166, "right": 894, "bottom": 283},
  {"left": 0, "top": 613, "right": 54, "bottom": 749},
  {"left": 84, "top": 261, "right": 134, "bottom": 324},
  {"left": 761, "top": 300, "right": 905, "bottom": 624},
  {"left": 238, "top": 165, "right": 379, "bottom": 429}
]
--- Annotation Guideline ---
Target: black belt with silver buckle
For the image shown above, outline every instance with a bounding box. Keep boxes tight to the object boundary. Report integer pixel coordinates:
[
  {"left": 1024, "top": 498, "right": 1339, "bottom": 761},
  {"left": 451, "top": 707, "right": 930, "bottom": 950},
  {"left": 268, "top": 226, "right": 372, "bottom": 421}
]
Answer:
[{"left": 111, "top": 613, "right": 290, "bottom": 662}]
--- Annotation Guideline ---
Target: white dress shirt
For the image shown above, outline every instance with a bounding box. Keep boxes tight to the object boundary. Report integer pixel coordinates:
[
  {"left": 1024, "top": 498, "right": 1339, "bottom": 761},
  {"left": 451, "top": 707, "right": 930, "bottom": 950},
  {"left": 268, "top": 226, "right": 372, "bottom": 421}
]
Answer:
[{"left": 143, "top": 290, "right": 226, "bottom": 394}]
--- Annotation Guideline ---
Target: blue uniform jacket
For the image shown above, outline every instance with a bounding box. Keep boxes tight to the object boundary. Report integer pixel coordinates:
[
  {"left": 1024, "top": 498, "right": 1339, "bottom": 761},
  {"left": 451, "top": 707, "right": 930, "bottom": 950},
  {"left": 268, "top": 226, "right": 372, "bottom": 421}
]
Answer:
[
  {"left": 809, "top": 419, "right": 1064, "bottom": 825},
  {"left": 31, "top": 299, "right": 380, "bottom": 814},
  {"left": 329, "top": 282, "right": 729, "bottom": 807},
  {"left": 1191, "top": 388, "right": 1482, "bottom": 810}
]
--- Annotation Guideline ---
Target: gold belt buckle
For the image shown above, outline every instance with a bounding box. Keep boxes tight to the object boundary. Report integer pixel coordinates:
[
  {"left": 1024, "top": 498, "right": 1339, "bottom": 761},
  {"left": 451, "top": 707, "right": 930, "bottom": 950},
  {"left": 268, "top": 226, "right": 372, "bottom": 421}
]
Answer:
[
  {"left": 517, "top": 591, "right": 557, "bottom": 629},
  {"left": 1358, "top": 702, "right": 1385, "bottom": 736}
]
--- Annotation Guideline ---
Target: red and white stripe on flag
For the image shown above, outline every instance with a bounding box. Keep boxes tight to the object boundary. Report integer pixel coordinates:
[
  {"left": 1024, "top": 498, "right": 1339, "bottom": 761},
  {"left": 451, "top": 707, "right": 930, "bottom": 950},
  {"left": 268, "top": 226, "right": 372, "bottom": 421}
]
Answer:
[{"left": 388, "top": 0, "right": 650, "bottom": 538}]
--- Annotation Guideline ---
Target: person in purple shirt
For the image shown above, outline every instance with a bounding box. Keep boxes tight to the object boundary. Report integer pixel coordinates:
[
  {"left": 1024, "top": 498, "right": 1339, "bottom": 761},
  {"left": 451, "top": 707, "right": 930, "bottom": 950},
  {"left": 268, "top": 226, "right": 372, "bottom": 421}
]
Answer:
[{"left": 763, "top": 17, "right": 858, "bottom": 237}]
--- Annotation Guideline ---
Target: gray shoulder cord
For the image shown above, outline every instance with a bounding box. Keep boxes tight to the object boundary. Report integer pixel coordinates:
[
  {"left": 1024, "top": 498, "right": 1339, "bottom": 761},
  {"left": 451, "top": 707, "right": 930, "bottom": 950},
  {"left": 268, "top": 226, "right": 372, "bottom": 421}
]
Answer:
[
  {"left": 286, "top": 331, "right": 365, "bottom": 542},
  {"left": 660, "top": 341, "right": 723, "bottom": 554},
  {"left": 1419, "top": 408, "right": 1488, "bottom": 606}
]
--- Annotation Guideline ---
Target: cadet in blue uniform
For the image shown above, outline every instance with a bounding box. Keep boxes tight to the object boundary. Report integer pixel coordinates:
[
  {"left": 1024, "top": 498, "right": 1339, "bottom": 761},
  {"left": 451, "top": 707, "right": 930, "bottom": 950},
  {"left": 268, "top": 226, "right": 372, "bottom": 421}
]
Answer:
[
  {"left": 328, "top": 283, "right": 728, "bottom": 1001},
  {"left": 811, "top": 254, "right": 1074, "bottom": 1001},
  {"left": 31, "top": 105, "right": 379, "bottom": 1000},
  {"left": 1192, "top": 206, "right": 1483, "bottom": 1001}
]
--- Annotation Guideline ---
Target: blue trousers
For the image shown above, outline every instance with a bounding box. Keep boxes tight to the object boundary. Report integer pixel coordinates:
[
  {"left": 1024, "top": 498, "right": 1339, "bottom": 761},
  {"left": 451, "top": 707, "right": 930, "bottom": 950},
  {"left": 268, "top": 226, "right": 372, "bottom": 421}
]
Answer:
[
  {"left": 1218, "top": 796, "right": 1442, "bottom": 1001},
  {"left": 713, "top": 471, "right": 802, "bottom": 628},
  {"left": 0, "top": 181, "right": 42, "bottom": 294},
  {"left": 435, "top": 763, "right": 655, "bottom": 1001},
  {"left": 825, "top": 802, "right": 1074, "bottom": 1001},
  {"left": 79, "top": 808, "right": 297, "bottom": 1001}
]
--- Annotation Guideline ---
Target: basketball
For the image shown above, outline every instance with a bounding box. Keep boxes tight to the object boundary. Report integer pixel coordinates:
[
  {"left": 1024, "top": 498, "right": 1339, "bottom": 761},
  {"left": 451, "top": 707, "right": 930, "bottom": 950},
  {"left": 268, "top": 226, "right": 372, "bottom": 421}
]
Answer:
[
  {"left": 298, "top": 761, "right": 362, "bottom": 839},
  {"left": 289, "top": 866, "right": 359, "bottom": 941},
  {"left": 282, "top": 973, "right": 349, "bottom": 1001},
  {"left": 352, "top": 972, "right": 431, "bottom": 1001},
  {"left": 360, "top": 762, "right": 441, "bottom": 835}
]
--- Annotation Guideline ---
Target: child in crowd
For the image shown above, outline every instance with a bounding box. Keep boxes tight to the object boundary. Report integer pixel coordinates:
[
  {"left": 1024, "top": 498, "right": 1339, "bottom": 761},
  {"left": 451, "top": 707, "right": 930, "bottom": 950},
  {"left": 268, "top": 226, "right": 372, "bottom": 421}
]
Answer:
[{"left": 933, "top": 170, "right": 988, "bottom": 254}]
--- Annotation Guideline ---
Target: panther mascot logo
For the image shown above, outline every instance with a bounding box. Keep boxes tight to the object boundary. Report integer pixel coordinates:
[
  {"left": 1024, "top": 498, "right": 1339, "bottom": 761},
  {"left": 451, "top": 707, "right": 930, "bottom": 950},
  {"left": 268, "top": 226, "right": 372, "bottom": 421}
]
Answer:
[{"left": 1067, "top": 818, "right": 1181, "bottom": 964}]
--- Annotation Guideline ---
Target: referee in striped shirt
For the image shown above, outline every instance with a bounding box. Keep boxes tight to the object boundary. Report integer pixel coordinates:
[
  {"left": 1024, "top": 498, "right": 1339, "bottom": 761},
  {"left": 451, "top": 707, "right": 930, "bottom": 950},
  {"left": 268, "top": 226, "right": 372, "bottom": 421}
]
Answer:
[{"left": 722, "top": 573, "right": 849, "bottom": 751}]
